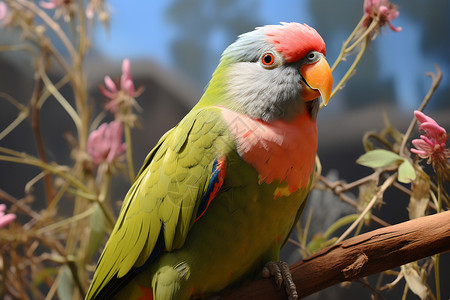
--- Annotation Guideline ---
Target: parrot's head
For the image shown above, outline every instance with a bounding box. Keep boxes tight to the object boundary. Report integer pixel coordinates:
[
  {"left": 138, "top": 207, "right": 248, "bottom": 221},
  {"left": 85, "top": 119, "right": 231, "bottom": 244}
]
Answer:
[{"left": 204, "top": 22, "right": 333, "bottom": 122}]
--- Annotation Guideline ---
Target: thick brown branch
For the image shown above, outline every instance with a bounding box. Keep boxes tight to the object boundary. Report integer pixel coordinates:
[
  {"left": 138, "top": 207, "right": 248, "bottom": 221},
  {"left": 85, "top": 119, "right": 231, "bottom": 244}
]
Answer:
[{"left": 222, "top": 210, "right": 450, "bottom": 299}]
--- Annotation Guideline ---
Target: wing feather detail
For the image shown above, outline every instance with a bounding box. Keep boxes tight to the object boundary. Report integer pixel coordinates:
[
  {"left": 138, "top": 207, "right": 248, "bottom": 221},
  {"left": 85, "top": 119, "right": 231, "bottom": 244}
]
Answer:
[{"left": 86, "top": 107, "right": 232, "bottom": 299}]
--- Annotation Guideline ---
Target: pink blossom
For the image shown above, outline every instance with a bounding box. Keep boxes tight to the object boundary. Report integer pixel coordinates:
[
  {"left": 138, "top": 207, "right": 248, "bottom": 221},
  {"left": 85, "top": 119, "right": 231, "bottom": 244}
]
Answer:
[
  {"left": 85, "top": 4, "right": 94, "bottom": 19},
  {"left": 0, "top": 1, "right": 10, "bottom": 25},
  {"left": 85, "top": 0, "right": 109, "bottom": 22},
  {"left": 100, "top": 58, "right": 141, "bottom": 113},
  {"left": 120, "top": 59, "right": 136, "bottom": 97},
  {"left": 39, "top": 0, "right": 63, "bottom": 10},
  {"left": 0, "top": 2, "right": 7, "bottom": 21},
  {"left": 87, "top": 121, "right": 126, "bottom": 165},
  {"left": 39, "top": 0, "right": 74, "bottom": 22},
  {"left": 362, "top": 0, "right": 402, "bottom": 32},
  {"left": 0, "top": 204, "right": 16, "bottom": 228},
  {"left": 411, "top": 110, "right": 449, "bottom": 165}
]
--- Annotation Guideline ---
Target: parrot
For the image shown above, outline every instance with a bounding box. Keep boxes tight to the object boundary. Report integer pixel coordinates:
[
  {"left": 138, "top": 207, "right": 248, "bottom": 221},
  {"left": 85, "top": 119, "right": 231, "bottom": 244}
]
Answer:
[{"left": 86, "top": 22, "right": 333, "bottom": 300}]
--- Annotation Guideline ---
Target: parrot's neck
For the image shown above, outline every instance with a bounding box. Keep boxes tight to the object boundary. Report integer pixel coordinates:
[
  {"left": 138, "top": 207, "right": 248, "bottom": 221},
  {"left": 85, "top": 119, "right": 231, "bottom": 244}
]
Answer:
[{"left": 220, "top": 106, "right": 318, "bottom": 193}]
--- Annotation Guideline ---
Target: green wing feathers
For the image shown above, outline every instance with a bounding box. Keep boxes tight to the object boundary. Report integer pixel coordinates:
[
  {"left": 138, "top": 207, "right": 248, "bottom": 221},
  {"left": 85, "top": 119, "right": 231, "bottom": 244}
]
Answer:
[{"left": 86, "top": 107, "right": 231, "bottom": 299}]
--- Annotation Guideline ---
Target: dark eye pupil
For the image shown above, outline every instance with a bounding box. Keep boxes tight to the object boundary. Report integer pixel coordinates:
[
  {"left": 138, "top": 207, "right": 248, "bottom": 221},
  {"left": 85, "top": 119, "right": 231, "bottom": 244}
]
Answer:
[
  {"left": 308, "top": 53, "right": 316, "bottom": 60},
  {"left": 264, "top": 54, "right": 273, "bottom": 64}
]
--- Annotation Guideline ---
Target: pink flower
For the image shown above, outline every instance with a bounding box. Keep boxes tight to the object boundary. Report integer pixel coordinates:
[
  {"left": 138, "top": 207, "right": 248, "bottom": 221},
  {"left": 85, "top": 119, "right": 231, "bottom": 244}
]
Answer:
[
  {"left": 411, "top": 110, "right": 449, "bottom": 165},
  {"left": 100, "top": 58, "right": 142, "bottom": 114},
  {"left": 362, "top": 0, "right": 402, "bottom": 32},
  {"left": 85, "top": 0, "right": 109, "bottom": 22},
  {"left": 85, "top": 4, "right": 94, "bottom": 19},
  {"left": 0, "top": 204, "right": 16, "bottom": 228},
  {"left": 87, "top": 121, "right": 126, "bottom": 165},
  {"left": 0, "top": 2, "right": 7, "bottom": 20},
  {"left": 0, "top": 1, "right": 10, "bottom": 25},
  {"left": 39, "top": 0, "right": 63, "bottom": 10},
  {"left": 39, "top": 0, "right": 74, "bottom": 22}
]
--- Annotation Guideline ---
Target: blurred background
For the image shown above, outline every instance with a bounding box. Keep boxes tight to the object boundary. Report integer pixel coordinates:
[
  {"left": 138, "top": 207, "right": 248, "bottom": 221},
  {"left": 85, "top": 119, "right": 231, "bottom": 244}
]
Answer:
[{"left": 0, "top": 0, "right": 449, "bottom": 299}]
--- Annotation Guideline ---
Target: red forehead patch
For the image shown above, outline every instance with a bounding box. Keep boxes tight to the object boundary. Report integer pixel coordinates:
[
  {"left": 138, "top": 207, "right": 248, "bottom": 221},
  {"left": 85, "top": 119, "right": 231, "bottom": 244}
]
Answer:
[{"left": 265, "top": 23, "right": 326, "bottom": 63}]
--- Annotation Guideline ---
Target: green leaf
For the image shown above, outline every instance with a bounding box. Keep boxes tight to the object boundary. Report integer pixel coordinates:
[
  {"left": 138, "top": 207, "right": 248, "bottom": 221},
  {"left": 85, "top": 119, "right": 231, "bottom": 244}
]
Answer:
[
  {"left": 306, "top": 214, "right": 359, "bottom": 254},
  {"left": 57, "top": 265, "right": 74, "bottom": 300},
  {"left": 357, "top": 149, "right": 403, "bottom": 169},
  {"left": 307, "top": 233, "right": 326, "bottom": 254},
  {"left": 398, "top": 160, "right": 417, "bottom": 184},
  {"left": 85, "top": 203, "right": 105, "bottom": 263},
  {"left": 357, "top": 149, "right": 416, "bottom": 183},
  {"left": 323, "top": 214, "right": 360, "bottom": 240}
]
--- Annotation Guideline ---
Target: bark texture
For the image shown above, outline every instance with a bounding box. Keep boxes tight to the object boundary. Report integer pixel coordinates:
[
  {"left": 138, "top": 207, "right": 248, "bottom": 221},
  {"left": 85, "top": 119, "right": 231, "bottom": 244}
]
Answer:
[{"left": 222, "top": 210, "right": 450, "bottom": 299}]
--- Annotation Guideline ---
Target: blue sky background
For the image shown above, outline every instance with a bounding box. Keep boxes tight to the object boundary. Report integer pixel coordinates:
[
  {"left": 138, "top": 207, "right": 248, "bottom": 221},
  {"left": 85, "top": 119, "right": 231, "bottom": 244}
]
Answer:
[
  {"left": 91, "top": 0, "right": 450, "bottom": 113},
  {"left": 93, "top": 0, "right": 313, "bottom": 67}
]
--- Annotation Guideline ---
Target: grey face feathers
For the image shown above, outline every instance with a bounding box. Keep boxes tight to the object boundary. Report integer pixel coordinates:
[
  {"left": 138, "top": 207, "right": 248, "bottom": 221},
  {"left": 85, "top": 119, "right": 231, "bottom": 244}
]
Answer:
[
  {"left": 221, "top": 26, "right": 304, "bottom": 122},
  {"left": 225, "top": 59, "right": 304, "bottom": 122},
  {"left": 204, "top": 23, "right": 328, "bottom": 122}
]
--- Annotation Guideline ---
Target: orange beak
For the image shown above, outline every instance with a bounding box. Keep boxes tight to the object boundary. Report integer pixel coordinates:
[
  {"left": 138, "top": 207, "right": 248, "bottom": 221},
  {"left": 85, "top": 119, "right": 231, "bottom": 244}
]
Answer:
[{"left": 300, "top": 57, "right": 333, "bottom": 106}]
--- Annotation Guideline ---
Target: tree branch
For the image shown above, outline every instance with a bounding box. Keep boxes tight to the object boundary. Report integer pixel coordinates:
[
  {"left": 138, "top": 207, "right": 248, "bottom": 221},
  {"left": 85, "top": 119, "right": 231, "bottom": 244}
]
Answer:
[{"left": 222, "top": 210, "right": 450, "bottom": 299}]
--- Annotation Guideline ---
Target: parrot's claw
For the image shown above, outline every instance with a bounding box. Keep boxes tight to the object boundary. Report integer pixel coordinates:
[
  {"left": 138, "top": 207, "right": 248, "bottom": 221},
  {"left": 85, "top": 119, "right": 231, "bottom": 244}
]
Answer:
[{"left": 262, "top": 261, "right": 298, "bottom": 300}]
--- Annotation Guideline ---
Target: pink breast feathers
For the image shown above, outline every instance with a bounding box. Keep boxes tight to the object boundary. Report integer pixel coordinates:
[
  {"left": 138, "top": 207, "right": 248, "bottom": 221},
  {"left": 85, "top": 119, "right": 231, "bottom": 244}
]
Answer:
[{"left": 220, "top": 107, "right": 318, "bottom": 193}]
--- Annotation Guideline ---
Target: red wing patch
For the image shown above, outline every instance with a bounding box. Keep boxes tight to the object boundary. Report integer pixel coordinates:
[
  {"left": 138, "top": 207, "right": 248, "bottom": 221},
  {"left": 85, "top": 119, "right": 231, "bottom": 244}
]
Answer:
[{"left": 195, "top": 157, "right": 226, "bottom": 222}]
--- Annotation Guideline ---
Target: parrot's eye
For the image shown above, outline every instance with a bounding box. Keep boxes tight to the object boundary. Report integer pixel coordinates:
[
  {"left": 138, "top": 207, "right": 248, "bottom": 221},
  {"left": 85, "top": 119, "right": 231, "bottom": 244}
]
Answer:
[
  {"left": 261, "top": 53, "right": 275, "bottom": 66},
  {"left": 306, "top": 51, "right": 319, "bottom": 63}
]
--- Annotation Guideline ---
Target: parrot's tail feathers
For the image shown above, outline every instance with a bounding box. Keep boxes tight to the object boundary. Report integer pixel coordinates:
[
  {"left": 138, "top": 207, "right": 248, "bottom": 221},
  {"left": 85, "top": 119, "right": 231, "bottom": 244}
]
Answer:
[
  {"left": 92, "top": 232, "right": 166, "bottom": 299},
  {"left": 195, "top": 157, "right": 226, "bottom": 222}
]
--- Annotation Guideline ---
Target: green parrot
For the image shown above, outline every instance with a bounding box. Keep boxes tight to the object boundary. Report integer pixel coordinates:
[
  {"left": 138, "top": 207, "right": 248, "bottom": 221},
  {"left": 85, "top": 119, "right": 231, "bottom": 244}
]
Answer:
[{"left": 86, "top": 22, "right": 332, "bottom": 300}]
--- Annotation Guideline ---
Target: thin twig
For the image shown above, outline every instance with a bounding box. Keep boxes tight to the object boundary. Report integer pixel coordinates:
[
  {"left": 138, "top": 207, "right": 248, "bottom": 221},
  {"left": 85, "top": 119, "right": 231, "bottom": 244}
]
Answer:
[
  {"left": 329, "top": 36, "right": 369, "bottom": 102},
  {"left": 96, "top": 169, "right": 116, "bottom": 228},
  {"left": 124, "top": 123, "right": 136, "bottom": 181},
  {"left": 97, "top": 200, "right": 116, "bottom": 228},
  {"left": 67, "top": 257, "right": 87, "bottom": 298},
  {"left": 14, "top": 0, "right": 77, "bottom": 59},
  {"left": 345, "top": 18, "right": 378, "bottom": 53},
  {"left": 319, "top": 176, "right": 390, "bottom": 227},
  {"left": 435, "top": 172, "right": 443, "bottom": 300},
  {"left": 0, "top": 189, "right": 41, "bottom": 220},
  {"left": 0, "top": 149, "right": 89, "bottom": 193},
  {"left": 323, "top": 17, "right": 378, "bottom": 110},
  {"left": 392, "top": 181, "right": 411, "bottom": 196},
  {"left": 37, "top": 75, "right": 71, "bottom": 108},
  {"left": 331, "top": 16, "right": 365, "bottom": 72},
  {"left": 356, "top": 278, "right": 387, "bottom": 300},
  {"left": 36, "top": 206, "right": 95, "bottom": 235},
  {"left": 430, "top": 180, "right": 450, "bottom": 208},
  {"left": 0, "top": 92, "right": 26, "bottom": 110},
  {"left": 340, "top": 193, "right": 391, "bottom": 227},
  {"left": 340, "top": 171, "right": 380, "bottom": 192},
  {"left": 335, "top": 173, "right": 397, "bottom": 244},
  {"left": 38, "top": 63, "right": 82, "bottom": 130},
  {"left": 44, "top": 267, "right": 61, "bottom": 300},
  {"left": 0, "top": 107, "right": 29, "bottom": 141},
  {"left": 399, "top": 64, "right": 442, "bottom": 157},
  {"left": 0, "top": 44, "right": 34, "bottom": 53},
  {"left": 32, "top": 56, "right": 54, "bottom": 205},
  {"left": 0, "top": 92, "right": 30, "bottom": 140}
]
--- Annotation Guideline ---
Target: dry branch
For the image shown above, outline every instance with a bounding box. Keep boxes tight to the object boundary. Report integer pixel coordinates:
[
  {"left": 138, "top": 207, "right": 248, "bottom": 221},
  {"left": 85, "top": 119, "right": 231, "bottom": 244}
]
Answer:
[{"left": 222, "top": 210, "right": 450, "bottom": 299}]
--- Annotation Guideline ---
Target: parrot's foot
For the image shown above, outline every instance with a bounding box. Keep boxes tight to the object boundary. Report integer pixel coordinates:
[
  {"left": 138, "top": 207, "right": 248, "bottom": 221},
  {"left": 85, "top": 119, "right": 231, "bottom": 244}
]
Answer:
[{"left": 262, "top": 261, "right": 298, "bottom": 300}]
